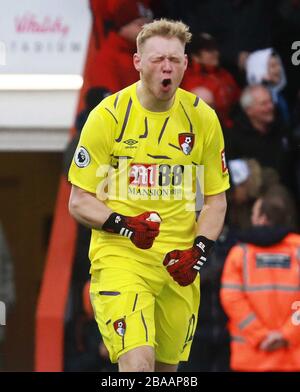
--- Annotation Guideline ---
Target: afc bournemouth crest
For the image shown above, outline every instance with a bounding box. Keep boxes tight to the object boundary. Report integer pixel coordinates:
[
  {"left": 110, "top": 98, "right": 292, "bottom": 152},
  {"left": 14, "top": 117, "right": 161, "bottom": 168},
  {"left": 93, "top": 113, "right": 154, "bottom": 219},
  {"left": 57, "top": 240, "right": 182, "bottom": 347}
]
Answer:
[
  {"left": 113, "top": 318, "right": 126, "bottom": 337},
  {"left": 178, "top": 133, "right": 195, "bottom": 155}
]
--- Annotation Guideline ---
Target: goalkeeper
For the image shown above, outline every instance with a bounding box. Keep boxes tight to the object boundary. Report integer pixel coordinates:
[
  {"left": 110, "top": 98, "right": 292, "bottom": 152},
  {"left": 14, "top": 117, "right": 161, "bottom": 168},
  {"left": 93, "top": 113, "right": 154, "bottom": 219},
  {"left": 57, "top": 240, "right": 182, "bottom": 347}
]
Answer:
[{"left": 68, "top": 18, "right": 229, "bottom": 372}]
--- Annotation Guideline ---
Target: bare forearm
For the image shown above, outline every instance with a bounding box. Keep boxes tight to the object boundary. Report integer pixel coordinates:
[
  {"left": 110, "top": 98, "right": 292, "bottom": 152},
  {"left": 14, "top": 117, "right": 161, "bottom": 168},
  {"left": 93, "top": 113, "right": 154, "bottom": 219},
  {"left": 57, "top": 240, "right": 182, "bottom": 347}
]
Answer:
[
  {"left": 69, "top": 186, "right": 112, "bottom": 229},
  {"left": 196, "top": 192, "right": 227, "bottom": 241}
]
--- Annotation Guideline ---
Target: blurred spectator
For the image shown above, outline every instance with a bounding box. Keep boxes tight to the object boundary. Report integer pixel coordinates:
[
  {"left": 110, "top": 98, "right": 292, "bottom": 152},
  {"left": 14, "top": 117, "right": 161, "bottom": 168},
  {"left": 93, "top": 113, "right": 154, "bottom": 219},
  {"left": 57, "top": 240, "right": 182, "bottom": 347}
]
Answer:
[
  {"left": 246, "top": 48, "right": 289, "bottom": 125},
  {"left": 292, "top": 90, "right": 300, "bottom": 205},
  {"left": 293, "top": 89, "right": 300, "bottom": 128},
  {"left": 260, "top": 166, "right": 282, "bottom": 196},
  {"left": 272, "top": 0, "right": 300, "bottom": 106},
  {"left": 224, "top": 85, "right": 293, "bottom": 186},
  {"left": 182, "top": 33, "right": 240, "bottom": 127},
  {"left": 0, "top": 222, "right": 15, "bottom": 370},
  {"left": 88, "top": 0, "right": 153, "bottom": 92},
  {"left": 161, "top": 0, "right": 274, "bottom": 76},
  {"left": 226, "top": 159, "right": 263, "bottom": 229},
  {"left": 89, "top": 0, "right": 110, "bottom": 48},
  {"left": 221, "top": 185, "right": 300, "bottom": 371}
]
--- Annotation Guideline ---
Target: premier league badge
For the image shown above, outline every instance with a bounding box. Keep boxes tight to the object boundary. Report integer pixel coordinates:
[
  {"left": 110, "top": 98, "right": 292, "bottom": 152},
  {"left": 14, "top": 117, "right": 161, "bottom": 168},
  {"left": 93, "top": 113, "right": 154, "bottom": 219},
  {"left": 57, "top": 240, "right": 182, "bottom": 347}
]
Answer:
[
  {"left": 178, "top": 133, "right": 195, "bottom": 155},
  {"left": 74, "top": 146, "right": 90, "bottom": 168}
]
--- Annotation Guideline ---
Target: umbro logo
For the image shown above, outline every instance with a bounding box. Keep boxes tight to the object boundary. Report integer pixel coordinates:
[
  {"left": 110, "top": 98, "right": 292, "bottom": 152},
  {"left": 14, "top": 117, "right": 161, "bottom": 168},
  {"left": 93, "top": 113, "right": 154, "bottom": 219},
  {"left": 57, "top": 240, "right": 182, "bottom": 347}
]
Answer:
[{"left": 123, "top": 139, "right": 138, "bottom": 147}]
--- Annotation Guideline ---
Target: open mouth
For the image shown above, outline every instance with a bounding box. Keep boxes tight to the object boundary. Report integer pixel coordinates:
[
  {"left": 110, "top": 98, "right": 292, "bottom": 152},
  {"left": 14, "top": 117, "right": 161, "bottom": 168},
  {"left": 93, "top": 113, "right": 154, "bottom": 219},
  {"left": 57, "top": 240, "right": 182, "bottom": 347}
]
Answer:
[{"left": 162, "top": 78, "right": 171, "bottom": 87}]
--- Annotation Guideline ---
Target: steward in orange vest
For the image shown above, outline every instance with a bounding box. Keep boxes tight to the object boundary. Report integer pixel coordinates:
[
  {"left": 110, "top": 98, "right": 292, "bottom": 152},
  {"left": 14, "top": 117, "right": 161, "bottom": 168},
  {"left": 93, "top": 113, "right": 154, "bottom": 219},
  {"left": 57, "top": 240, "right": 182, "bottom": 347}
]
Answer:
[{"left": 221, "top": 187, "right": 300, "bottom": 371}]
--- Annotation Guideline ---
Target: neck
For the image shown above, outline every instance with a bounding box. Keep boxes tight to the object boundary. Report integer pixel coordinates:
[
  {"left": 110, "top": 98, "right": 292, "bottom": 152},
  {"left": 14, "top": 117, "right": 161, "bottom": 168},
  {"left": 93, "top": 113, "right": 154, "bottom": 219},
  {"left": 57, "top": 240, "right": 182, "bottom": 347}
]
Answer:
[{"left": 136, "top": 81, "right": 175, "bottom": 112}]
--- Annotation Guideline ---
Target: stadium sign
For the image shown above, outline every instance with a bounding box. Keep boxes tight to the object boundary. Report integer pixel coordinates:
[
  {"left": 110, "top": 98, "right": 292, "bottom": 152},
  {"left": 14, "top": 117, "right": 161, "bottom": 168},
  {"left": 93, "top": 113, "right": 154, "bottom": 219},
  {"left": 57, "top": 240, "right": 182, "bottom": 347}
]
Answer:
[{"left": 0, "top": 0, "right": 90, "bottom": 75}]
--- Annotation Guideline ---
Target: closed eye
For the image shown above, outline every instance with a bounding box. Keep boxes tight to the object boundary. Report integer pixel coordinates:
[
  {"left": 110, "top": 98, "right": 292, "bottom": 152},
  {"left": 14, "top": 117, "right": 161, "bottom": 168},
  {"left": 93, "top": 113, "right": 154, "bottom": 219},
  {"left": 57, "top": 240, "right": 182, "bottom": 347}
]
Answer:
[
  {"left": 169, "top": 57, "right": 181, "bottom": 63},
  {"left": 151, "top": 57, "right": 164, "bottom": 63}
]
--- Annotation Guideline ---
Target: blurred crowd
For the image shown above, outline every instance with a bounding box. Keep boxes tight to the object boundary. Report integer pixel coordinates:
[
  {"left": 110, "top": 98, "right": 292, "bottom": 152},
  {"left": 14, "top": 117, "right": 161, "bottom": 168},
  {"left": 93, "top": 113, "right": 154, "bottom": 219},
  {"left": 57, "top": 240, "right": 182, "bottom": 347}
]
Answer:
[{"left": 63, "top": 0, "right": 300, "bottom": 372}]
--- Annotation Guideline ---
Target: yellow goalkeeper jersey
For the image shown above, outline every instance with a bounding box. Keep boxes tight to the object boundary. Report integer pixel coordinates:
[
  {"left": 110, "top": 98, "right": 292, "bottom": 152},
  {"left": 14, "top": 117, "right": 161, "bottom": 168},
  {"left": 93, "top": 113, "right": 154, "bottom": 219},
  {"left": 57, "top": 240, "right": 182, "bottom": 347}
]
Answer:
[{"left": 68, "top": 82, "right": 230, "bottom": 270}]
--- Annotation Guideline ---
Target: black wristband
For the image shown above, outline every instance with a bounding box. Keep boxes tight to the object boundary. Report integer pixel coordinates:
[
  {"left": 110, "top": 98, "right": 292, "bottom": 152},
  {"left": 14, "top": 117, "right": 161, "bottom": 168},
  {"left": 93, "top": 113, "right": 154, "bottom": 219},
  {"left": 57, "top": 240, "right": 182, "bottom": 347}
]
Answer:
[
  {"left": 102, "top": 212, "right": 132, "bottom": 238},
  {"left": 194, "top": 235, "right": 215, "bottom": 254}
]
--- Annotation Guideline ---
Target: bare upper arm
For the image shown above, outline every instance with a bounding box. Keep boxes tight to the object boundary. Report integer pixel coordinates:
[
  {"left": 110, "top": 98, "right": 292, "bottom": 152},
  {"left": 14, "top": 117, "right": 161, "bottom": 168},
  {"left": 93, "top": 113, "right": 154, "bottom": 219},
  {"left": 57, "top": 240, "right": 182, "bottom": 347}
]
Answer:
[
  {"left": 204, "top": 191, "right": 227, "bottom": 208},
  {"left": 69, "top": 184, "right": 96, "bottom": 208}
]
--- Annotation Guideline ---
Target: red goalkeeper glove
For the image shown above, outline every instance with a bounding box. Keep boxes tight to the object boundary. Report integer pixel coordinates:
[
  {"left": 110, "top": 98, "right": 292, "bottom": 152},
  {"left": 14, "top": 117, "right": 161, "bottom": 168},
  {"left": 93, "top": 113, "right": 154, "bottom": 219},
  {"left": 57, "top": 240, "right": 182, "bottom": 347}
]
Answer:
[
  {"left": 102, "top": 211, "right": 161, "bottom": 249},
  {"left": 163, "top": 236, "right": 215, "bottom": 286}
]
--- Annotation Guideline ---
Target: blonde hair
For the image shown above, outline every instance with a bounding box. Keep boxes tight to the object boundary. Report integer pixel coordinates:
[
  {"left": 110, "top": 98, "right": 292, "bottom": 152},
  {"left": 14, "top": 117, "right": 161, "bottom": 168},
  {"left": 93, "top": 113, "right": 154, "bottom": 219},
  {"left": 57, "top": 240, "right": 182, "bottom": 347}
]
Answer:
[{"left": 136, "top": 18, "right": 192, "bottom": 52}]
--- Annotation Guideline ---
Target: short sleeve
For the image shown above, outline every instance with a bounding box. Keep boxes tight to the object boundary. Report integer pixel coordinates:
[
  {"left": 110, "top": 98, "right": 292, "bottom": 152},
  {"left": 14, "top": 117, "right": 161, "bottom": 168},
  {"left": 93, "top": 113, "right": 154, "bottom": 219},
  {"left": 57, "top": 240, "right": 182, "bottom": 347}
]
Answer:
[
  {"left": 68, "top": 106, "right": 115, "bottom": 194},
  {"left": 201, "top": 111, "right": 230, "bottom": 195}
]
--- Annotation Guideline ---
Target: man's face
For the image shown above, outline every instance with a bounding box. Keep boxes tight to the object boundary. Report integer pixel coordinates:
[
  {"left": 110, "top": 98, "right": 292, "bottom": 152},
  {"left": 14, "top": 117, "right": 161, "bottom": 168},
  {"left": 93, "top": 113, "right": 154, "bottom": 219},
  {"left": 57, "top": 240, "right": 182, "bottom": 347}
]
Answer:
[
  {"left": 194, "top": 49, "right": 219, "bottom": 67},
  {"left": 267, "top": 55, "right": 281, "bottom": 85},
  {"left": 246, "top": 88, "right": 274, "bottom": 126},
  {"left": 134, "top": 36, "right": 188, "bottom": 101}
]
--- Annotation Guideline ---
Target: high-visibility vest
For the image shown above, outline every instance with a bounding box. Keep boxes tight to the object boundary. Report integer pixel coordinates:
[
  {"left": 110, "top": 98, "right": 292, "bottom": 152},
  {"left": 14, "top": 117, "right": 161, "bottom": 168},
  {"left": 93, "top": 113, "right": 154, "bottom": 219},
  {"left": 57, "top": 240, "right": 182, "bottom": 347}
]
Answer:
[{"left": 220, "top": 233, "right": 300, "bottom": 371}]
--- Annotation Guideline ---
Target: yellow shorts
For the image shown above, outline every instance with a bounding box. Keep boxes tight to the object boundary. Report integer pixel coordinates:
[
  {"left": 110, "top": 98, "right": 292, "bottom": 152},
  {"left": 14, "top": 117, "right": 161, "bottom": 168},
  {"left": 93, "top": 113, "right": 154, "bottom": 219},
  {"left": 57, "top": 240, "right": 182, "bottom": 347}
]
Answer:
[{"left": 89, "top": 256, "right": 200, "bottom": 365}]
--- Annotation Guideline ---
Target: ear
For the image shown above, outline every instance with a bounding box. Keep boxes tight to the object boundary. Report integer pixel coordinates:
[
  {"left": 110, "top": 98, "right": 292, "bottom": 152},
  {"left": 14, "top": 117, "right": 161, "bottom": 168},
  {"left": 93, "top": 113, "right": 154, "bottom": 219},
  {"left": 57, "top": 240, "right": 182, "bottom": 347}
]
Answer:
[
  {"left": 133, "top": 53, "right": 142, "bottom": 72},
  {"left": 260, "top": 213, "right": 270, "bottom": 226},
  {"left": 183, "top": 54, "right": 188, "bottom": 71}
]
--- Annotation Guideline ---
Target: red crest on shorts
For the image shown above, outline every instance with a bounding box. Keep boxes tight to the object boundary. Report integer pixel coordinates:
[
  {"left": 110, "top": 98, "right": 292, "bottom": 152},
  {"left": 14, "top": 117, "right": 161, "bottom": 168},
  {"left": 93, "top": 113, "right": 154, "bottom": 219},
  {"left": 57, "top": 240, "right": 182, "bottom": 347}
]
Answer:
[
  {"left": 113, "top": 318, "right": 126, "bottom": 336},
  {"left": 178, "top": 133, "right": 195, "bottom": 155}
]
